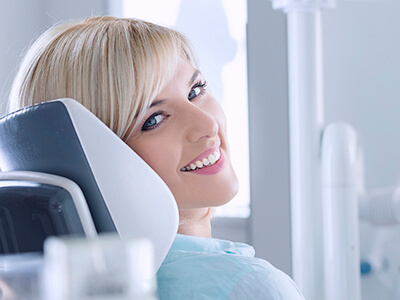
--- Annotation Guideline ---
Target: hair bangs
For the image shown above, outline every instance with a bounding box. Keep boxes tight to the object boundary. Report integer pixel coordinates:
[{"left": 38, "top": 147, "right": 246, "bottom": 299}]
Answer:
[{"left": 122, "top": 22, "right": 193, "bottom": 140}]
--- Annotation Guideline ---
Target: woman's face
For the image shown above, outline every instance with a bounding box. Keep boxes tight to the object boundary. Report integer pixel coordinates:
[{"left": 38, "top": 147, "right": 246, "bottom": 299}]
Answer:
[{"left": 126, "top": 57, "right": 239, "bottom": 211}]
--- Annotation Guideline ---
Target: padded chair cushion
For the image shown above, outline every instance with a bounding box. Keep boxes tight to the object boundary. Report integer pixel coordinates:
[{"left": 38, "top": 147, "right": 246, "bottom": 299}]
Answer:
[{"left": 0, "top": 99, "right": 178, "bottom": 271}]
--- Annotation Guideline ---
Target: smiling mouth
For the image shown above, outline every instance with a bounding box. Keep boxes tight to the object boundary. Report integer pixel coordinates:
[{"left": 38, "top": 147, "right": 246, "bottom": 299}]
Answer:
[{"left": 180, "top": 149, "right": 221, "bottom": 172}]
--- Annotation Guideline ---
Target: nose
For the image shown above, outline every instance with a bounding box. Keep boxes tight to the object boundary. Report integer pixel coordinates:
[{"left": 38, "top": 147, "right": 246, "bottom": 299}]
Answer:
[{"left": 185, "top": 105, "right": 219, "bottom": 143}]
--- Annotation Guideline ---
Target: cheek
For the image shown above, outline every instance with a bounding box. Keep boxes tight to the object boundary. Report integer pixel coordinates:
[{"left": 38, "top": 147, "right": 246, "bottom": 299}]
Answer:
[
  {"left": 134, "top": 144, "right": 159, "bottom": 168},
  {"left": 127, "top": 137, "right": 179, "bottom": 183}
]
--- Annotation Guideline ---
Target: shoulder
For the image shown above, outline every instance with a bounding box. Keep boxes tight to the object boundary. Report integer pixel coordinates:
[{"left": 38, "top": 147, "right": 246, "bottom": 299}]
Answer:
[
  {"left": 157, "top": 236, "right": 304, "bottom": 300},
  {"left": 157, "top": 246, "right": 251, "bottom": 299},
  {"left": 225, "top": 258, "right": 305, "bottom": 300}
]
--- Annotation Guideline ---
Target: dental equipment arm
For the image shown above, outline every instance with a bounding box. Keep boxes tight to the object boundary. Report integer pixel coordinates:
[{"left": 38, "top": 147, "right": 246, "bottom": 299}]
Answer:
[
  {"left": 359, "top": 187, "right": 400, "bottom": 226},
  {"left": 321, "top": 122, "right": 361, "bottom": 300}
]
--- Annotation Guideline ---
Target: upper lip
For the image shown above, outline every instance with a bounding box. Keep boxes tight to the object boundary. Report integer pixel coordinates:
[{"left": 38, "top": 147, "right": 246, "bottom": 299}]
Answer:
[{"left": 184, "top": 142, "right": 221, "bottom": 168}]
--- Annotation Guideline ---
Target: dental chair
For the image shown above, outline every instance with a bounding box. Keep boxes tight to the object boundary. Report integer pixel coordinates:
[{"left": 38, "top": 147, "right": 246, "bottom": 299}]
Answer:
[{"left": 0, "top": 98, "right": 179, "bottom": 272}]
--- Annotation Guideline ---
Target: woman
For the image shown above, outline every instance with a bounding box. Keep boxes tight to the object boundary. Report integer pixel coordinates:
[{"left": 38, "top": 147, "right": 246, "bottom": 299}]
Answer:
[{"left": 9, "top": 16, "right": 304, "bottom": 299}]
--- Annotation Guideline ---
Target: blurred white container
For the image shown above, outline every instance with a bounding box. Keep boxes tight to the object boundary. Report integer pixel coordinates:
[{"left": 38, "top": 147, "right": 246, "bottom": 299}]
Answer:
[
  {"left": 42, "top": 234, "right": 158, "bottom": 300},
  {"left": 0, "top": 252, "right": 43, "bottom": 300}
]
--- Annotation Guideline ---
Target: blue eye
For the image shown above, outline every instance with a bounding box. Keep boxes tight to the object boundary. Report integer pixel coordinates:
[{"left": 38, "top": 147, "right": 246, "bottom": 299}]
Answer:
[
  {"left": 142, "top": 112, "right": 167, "bottom": 131},
  {"left": 188, "top": 81, "right": 207, "bottom": 101}
]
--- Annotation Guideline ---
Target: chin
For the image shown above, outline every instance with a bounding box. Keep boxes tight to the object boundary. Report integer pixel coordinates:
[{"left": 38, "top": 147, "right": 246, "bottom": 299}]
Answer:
[
  {"left": 207, "top": 167, "right": 240, "bottom": 207},
  {"left": 171, "top": 163, "right": 239, "bottom": 210},
  {"left": 214, "top": 182, "right": 240, "bottom": 207},
  {"left": 202, "top": 178, "right": 240, "bottom": 209},
  {"left": 174, "top": 182, "right": 239, "bottom": 210}
]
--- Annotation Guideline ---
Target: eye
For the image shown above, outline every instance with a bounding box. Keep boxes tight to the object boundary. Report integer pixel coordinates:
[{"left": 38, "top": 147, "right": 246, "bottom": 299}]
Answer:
[
  {"left": 141, "top": 112, "right": 168, "bottom": 131},
  {"left": 188, "top": 81, "right": 207, "bottom": 101}
]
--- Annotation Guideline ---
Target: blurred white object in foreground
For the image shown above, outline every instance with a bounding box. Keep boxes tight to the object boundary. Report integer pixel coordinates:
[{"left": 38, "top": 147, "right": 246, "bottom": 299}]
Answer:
[{"left": 42, "top": 235, "right": 157, "bottom": 300}]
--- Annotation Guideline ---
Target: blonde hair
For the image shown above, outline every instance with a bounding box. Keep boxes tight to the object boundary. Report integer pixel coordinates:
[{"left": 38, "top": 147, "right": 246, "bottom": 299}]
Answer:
[{"left": 8, "top": 16, "right": 196, "bottom": 140}]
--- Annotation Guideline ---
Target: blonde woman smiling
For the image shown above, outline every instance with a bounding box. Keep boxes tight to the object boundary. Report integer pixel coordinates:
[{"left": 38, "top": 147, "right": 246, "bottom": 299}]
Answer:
[{"left": 9, "top": 16, "right": 304, "bottom": 300}]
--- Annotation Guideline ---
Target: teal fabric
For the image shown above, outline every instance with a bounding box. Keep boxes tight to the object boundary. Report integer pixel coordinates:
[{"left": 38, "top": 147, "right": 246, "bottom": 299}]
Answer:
[{"left": 157, "top": 234, "right": 304, "bottom": 300}]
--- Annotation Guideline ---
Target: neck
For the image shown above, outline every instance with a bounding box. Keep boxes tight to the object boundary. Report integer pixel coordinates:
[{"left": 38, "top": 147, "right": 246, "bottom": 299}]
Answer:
[{"left": 178, "top": 207, "right": 212, "bottom": 238}]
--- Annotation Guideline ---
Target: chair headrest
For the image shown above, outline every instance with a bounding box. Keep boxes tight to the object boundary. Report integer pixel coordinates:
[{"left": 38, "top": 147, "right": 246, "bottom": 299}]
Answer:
[
  {"left": 0, "top": 170, "right": 97, "bottom": 253},
  {"left": 0, "top": 98, "right": 179, "bottom": 271}
]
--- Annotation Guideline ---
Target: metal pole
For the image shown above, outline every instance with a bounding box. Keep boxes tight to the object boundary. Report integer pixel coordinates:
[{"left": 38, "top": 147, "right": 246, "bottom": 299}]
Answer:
[
  {"left": 271, "top": 1, "right": 334, "bottom": 298},
  {"left": 287, "top": 10, "right": 325, "bottom": 299}
]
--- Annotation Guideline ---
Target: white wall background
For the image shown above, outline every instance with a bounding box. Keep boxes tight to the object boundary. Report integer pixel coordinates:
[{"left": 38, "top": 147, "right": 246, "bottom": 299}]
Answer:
[
  {"left": 0, "top": 0, "right": 107, "bottom": 115},
  {"left": 246, "top": 0, "right": 292, "bottom": 275},
  {"left": 324, "top": 1, "right": 400, "bottom": 190},
  {"left": 248, "top": 0, "right": 400, "bottom": 297},
  {"left": 323, "top": 2, "right": 400, "bottom": 298}
]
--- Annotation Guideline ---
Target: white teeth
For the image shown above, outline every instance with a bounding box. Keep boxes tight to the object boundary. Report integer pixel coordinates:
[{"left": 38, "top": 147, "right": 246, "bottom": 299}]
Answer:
[
  {"left": 214, "top": 150, "right": 221, "bottom": 160},
  {"left": 182, "top": 148, "right": 222, "bottom": 172},
  {"left": 208, "top": 154, "right": 216, "bottom": 165},
  {"left": 195, "top": 161, "right": 203, "bottom": 168}
]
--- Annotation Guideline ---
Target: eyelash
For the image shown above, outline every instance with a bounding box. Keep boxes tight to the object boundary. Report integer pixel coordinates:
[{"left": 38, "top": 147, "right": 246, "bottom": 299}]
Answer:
[
  {"left": 141, "top": 111, "right": 168, "bottom": 131},
  {"left": 141, "top": 80, "right": 208, "bottom": 132},
  {"left": 188, "top": 81, "right": 207, "bottom": 101}
]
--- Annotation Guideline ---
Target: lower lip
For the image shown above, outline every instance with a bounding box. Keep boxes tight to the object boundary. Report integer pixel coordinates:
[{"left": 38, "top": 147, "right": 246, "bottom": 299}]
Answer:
[{"left": 186, "top": 152, "right": 226, "bottom": 175}]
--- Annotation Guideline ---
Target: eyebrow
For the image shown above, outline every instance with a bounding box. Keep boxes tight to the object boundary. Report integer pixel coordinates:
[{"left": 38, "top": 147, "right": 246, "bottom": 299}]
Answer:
[
  {"left": 189, "top": 70, "right": 201, "bottom": 87},
  {"left": 149, "top": 70, "right": 201, "bottom": 108},
  {"left": 149, "top": 99, "right": 167, "bottom": 108}
]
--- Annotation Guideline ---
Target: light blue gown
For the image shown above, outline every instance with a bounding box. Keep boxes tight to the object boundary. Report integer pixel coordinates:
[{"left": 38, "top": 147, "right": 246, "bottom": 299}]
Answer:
[{"left": 157, "top": 234, "right": 305, "bottom": 300}]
